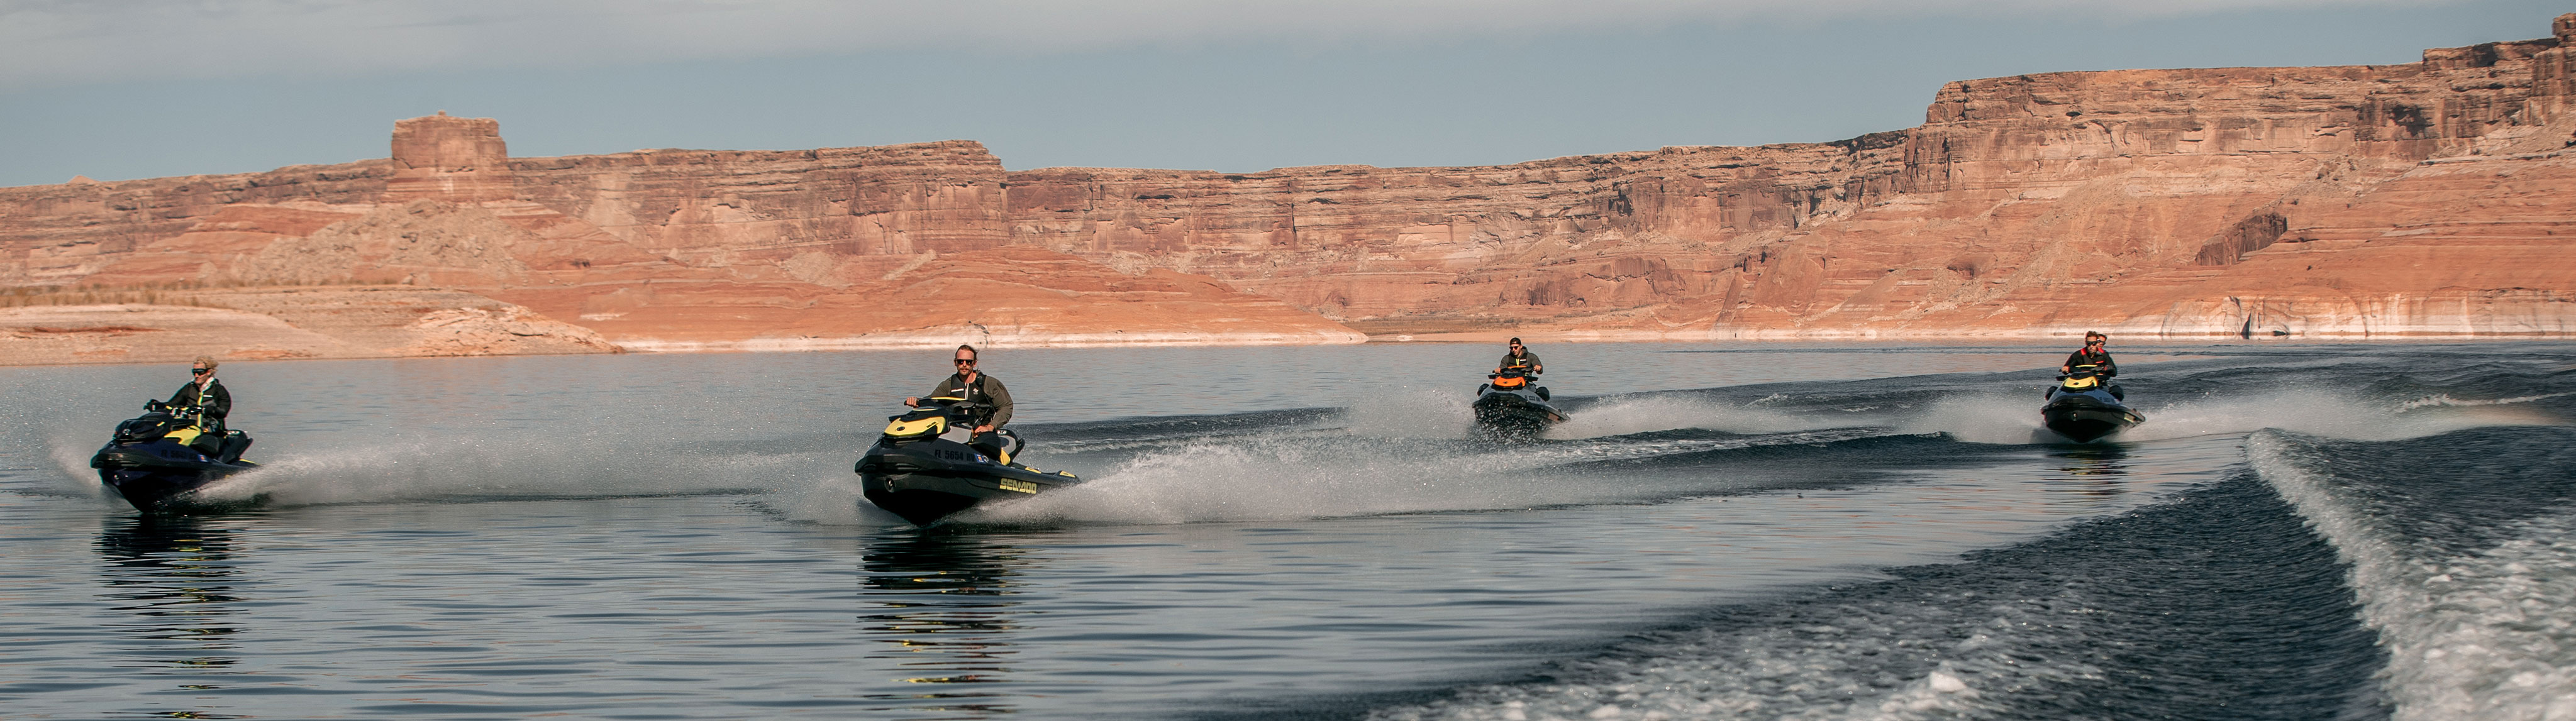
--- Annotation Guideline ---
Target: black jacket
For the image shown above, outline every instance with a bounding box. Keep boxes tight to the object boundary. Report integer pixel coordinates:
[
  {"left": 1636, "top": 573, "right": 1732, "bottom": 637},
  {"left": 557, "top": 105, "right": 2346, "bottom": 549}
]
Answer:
[
  {"left": 1498, "top": 350, "right": 1543, "bottom": 373},
  {"left": 167, "top": 378, "right": 231, "bottom": 424},
  {"left": 2062, "top": 349, "right": 2117, "bottom": 377},
  {"left": 927, "top": 372, "right": 1013, "bottom": 428}
]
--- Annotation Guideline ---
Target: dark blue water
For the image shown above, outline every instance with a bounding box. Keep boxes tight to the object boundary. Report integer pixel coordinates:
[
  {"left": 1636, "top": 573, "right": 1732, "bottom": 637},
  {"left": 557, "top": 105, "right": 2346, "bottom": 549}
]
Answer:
[{"left": 2, "top": 342, "right": 2568, "bottom": 719}]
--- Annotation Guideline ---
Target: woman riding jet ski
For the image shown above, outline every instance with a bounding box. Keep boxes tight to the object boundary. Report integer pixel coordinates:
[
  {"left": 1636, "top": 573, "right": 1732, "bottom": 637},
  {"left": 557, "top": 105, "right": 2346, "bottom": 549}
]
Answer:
[
  {"left": 1473, "top": 363, "right": 1566, "bottom": 440},
  {"left": 2041, "top": 363, "right": 2144, "bottom": 443},
  {"left": 856, "top": 396, "right": 1082, "bottom": 525},
  {"left": 91, "top": 399, "right": 258, "bottom": 512},
  {"left": 92, "top": 358, "right": 258, "bottom": 512}
]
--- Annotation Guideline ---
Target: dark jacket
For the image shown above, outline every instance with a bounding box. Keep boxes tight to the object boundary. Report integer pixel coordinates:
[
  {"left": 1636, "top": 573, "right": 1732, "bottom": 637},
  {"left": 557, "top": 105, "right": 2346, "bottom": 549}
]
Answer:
[
  {"left": 2062, "top": 348, "right": 2117, "bottom": 377},
  {"left": 928, "top": 372, "right": 1013, "bottom": 428},
  {"left": 167, "top": 378, "right": 231, "bottom": 427},
  {"left": 1498, "top": 351, "right": 1543, "bottom": 373}
]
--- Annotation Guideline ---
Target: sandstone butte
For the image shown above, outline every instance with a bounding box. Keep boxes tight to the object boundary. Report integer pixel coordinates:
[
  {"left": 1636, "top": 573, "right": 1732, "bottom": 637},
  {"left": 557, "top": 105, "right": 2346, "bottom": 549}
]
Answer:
[{"left": 10, "top": 14, "right": 2576, "bottom": 366}]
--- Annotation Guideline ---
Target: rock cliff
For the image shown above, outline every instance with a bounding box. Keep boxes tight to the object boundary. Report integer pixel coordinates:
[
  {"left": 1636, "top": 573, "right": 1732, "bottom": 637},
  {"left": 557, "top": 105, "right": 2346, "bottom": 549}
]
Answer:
[
  {"left": 0, "top": 287, "right": 618, "bottom": 366},
  {"left": 8, "top": 12, "right": 2576, "bottom": 355}
]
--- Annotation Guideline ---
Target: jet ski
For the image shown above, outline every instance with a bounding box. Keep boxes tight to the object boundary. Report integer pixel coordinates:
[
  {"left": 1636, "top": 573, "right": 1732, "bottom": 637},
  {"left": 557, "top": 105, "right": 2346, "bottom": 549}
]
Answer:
[
  {"left": 1472, "top": 366, "right": 1566, "bottom": 440},
  {"left": 2041, "top": 365, "right": 2143, "bottom": 443},
  {"left": 855, "top": 397, "right": 1082, "bottom": 526},
  {"left": 89, "top": 400, "right": 258, "bottom": 512}
]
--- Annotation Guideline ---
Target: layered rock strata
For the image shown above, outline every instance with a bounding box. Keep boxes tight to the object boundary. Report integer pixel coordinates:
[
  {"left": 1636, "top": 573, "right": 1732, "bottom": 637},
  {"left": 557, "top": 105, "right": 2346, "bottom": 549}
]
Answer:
[
  {"left": 0, "top": 287, "right": 618, "bottom": 366},
  {"left": 7, "top": 13, "right": 2576, "bottom": 349}
]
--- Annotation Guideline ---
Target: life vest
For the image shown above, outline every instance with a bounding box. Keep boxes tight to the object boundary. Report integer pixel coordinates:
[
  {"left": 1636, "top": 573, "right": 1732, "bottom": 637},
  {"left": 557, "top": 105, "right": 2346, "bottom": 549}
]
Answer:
[
  {"left": 943, "top": 374, "right": 1001, "bottom": 425},
  {"left": 180, "top": 380, "right": 223, "bottom": 434}
]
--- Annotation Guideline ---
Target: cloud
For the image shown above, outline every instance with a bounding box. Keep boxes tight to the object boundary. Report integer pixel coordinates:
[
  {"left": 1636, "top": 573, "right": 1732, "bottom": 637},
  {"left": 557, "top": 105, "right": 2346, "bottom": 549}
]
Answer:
[{"left": 0, "top": 0, "right": 2454, "bottom": 88}]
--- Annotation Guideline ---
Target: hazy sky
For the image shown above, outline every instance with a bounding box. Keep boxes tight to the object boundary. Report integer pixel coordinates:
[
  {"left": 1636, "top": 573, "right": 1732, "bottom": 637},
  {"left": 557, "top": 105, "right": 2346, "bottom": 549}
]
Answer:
[{"left": 1, "top": 0, "right": 2564, "bottom": 186}]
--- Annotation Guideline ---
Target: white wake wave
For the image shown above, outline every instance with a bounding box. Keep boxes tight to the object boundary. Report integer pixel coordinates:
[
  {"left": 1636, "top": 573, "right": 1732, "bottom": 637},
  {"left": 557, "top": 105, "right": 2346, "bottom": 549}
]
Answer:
[
  {"left": 1907, "top": 388, "right": 2559, "bottom": 446},
  {"left": 2250, "top": 431, "right": 2576, "bottom": 721}
]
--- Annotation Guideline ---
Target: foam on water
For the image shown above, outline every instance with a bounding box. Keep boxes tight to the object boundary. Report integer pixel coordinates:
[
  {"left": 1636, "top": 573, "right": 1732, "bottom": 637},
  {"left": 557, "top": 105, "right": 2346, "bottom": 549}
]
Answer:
[
  {"left": 111, "top": 431, "right": 854, "bottom": 508},
  {"left": 1898, "top": 387, "right": 2558, "bottom": 446},
  {"left": 1366, "top": 466, "right": 2380, "bottom": 721},
  {"left": 1545, "top": 394, "right": 1843, "bottom": 440},
  {"left": 1364, "top": 591, "right": 2075, "bottom": 721},
  {"left": 962, "top": 426, "right": 1914, "bottom": 526},
  {"left": 2395, "top": 390, "right": 2576, "bottom": 412},
  {"left": 1338, "top": 386, "right": 1483, "bottom": 439},
  {"left": 2251, "top": 430, "right": 2576, "bottom": 721},
  {"left": 1896, "top": 392, "right": 2045, "bottom": 444}
]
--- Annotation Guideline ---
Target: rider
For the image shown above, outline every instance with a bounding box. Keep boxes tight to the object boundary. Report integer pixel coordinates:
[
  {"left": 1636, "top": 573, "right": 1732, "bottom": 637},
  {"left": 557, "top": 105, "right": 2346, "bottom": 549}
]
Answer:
[
  {"left": 2056, "top": 331, "right": 2123, "bottom": 400},
  {"left": 166, "top": 356, "right": 250, "bottom": 461},
  {"left": 1495, "top": 338, "right": 1543, "bottom": 376},
  {"left": 903, "top": 344, "right": 1021, "bottom": 462}
]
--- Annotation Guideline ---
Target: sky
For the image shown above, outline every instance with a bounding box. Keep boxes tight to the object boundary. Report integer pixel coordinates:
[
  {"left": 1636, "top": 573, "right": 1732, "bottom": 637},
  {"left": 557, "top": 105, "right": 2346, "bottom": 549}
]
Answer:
[{"left": 1, "top": 0, "right": 2567, "bottom": 187}]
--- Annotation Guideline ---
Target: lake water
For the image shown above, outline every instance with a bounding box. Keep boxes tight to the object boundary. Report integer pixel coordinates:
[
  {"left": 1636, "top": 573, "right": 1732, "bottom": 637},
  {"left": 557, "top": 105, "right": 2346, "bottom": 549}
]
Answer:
[{"left": 2, "top": 341, "right": 2570, "bottom": 719}]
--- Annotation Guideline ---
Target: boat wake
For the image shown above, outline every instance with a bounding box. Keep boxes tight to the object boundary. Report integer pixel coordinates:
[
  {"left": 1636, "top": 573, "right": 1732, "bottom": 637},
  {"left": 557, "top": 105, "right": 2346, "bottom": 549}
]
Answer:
[{"left": 2251, "top": 427, "right": 2576, "bottom": 721}]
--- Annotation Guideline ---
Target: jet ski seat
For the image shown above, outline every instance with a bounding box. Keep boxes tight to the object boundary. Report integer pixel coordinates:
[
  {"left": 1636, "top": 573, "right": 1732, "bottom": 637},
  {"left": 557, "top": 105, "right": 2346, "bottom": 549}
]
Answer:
[
  {"left": 970, "top": 429, "right": 1025, "bottom": 466},
  {"left": 216, "top": 431, "right": 253, "bottom": 463}
]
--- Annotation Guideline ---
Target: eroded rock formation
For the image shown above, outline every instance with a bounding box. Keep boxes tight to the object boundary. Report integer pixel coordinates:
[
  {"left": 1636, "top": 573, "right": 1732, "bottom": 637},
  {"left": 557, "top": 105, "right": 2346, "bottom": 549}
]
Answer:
[
  {"left": 0, "top": 288, "right": 618, "bottom": 366},
  {"left": 7, "top": 12, "right": 2576, "bottom": 360}
]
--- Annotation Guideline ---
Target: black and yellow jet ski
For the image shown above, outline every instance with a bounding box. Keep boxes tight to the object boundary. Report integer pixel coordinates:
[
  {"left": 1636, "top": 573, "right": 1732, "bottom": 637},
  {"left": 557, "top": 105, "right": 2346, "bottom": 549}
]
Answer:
[
  {"left": 856, "top": 397, "right": 1082, "bottom": 526},
  {"left": 90, "top": 400, "right": 258, "bottom": 512},
  {"left": 1472, "top": 366, "right": 1566, "bottom": 440},
  {"left": 2041, "top": 365, "right": 2144, "bottom": 443}
]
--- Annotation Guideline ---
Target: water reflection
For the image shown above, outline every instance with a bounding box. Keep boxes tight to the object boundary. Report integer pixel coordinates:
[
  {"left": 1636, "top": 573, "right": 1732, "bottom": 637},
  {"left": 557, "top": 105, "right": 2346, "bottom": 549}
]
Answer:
[
  {"left": 2043, "top": 445, "right": 2133, "bottom": 497},
  {"left": 94, "top": 515, "right": 253, "bottom": 676},
  {"left": 855, "top": 529, "right": 1038, "bottom": 718}
]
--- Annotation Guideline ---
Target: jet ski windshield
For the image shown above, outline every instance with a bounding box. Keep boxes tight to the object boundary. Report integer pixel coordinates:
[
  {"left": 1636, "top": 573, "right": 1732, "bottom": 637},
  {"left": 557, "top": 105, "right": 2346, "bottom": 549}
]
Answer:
[
  {"left": 112, "top": 401, "right": 191, "bottom": 444},
  {"left": 2058, "top": 365, "right": 2111, "bottom": 390}
]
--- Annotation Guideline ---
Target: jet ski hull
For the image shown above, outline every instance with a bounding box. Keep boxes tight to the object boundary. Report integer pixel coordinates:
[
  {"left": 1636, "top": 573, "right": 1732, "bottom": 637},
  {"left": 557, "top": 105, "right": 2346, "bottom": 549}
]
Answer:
[
  {"left": 857, "top": 439, "right": 1082, "bottom": 526},
  {"left": 1472, "top": 388, "right": 1566, "bottom": 440},
  {"left": 90, "top": 440, "right": 259, "bottom": 512},
  {"left": 2041, "top": 390, "right": 2144, "bottom": 443}
]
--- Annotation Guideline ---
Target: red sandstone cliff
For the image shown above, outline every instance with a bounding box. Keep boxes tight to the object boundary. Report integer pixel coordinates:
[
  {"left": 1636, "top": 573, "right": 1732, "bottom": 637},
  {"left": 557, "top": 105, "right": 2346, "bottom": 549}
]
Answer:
[{"left": 8, "top": 13, "right": 2576, "bottom": 358}]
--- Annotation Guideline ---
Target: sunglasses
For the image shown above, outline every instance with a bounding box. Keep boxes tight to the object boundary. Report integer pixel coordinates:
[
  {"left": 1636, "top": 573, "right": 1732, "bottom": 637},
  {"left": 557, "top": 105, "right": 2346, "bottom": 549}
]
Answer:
[
  {"left": 191, "top": 368, "right": 211, "bottom": 374},
  {"left": 953, "top": 358, "right": 976, "bottom": 365}
]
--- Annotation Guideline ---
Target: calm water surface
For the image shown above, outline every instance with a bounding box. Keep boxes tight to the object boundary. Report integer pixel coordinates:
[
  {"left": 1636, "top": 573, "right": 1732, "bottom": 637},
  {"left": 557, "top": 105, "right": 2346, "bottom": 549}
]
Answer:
[{"left": 2, "top": 341, "right": 2568, "bottom": 719}]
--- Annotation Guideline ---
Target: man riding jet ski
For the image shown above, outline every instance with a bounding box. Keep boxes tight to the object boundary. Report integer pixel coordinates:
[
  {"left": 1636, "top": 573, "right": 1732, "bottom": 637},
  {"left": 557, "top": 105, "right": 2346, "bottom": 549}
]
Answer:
[
  {"left": 91, "top": 358, "right": 258, "bottom": 511},
  {"left": 2060, "top": 331, "right": 2121, "bottom": 399},
  {"left": 2041, "top": 333, "right": 2143, "bottom": 442},
  {"left": 1473, "top": 338, "right": 1566, "bottom": 439},
  {"left": 857, "top": 344, "right": 1081, "bottom": 526}
]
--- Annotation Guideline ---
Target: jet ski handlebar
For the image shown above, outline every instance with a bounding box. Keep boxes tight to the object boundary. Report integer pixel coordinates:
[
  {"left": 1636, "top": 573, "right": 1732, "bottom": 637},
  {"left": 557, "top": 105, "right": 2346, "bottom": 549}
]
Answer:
[
  {"left": 141, "top": 399, "right": 199, "bottom": 418},
  {"left": 912, "top": 397, "right": 994, "bottom": 410}
]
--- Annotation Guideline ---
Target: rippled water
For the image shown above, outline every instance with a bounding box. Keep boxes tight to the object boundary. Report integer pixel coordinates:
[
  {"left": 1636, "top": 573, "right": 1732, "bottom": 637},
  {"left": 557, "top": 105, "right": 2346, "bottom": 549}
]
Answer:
[{"left": 1, "top": 341, "right": 2568, "bottom": 719}]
